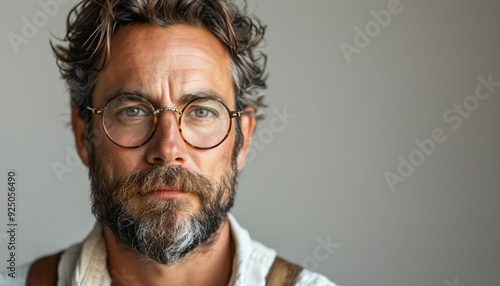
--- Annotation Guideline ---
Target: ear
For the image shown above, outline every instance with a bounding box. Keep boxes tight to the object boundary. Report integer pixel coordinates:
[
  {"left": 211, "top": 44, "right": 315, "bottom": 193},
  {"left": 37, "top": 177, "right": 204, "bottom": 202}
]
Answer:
[
  {"left": 236, "top": 107, "right": 256, "bottom": 170},
  {"left": 71, "top": 106, "right": 90, "bottom": 167}
]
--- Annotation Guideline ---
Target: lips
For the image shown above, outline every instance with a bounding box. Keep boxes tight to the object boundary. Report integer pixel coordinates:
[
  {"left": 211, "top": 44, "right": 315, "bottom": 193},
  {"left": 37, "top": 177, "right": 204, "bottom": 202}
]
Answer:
[{"left": 144, "top": 187, "right": 187, "bottom": 199}]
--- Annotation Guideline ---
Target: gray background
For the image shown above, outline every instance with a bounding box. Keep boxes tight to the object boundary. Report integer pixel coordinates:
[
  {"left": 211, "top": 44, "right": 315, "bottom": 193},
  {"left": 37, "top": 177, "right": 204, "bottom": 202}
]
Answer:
[{"left": 1, "top": 0, "right": 500, "bottom": 285}]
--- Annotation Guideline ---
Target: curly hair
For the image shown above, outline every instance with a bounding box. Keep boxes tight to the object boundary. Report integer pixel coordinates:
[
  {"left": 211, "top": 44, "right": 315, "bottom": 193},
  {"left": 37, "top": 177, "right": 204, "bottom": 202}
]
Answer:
[{"left": 52, "top": 0, "right": 267, "bottom": 150}]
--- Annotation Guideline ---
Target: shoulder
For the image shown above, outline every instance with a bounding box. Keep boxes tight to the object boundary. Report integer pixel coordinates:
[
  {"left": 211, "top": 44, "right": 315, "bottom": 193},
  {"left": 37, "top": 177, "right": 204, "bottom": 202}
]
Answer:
[{"left": 227, "top": 214, "right": 338, "bottom": 286}]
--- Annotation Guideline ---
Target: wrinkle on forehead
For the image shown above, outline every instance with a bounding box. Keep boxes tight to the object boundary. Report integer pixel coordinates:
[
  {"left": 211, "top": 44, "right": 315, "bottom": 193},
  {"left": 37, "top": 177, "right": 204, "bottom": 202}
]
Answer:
[
  {"left": 93, "top": 24, "right": 233, "bottom": 106},
  {"left": 108, "top": 24, "right": 228, "bottom": 72}
]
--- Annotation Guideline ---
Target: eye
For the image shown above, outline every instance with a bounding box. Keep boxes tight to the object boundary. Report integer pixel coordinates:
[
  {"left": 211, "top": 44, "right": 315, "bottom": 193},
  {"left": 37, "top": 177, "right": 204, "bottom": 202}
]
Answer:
[
  {"left": 193, "top": 108, "right": 213, "bottom": 118},
  {"left": 121, "top": 106, "right": 148, "bottom": 117},
  {"left": 182, "top": 99, "right": 225, "bottom": 126}
]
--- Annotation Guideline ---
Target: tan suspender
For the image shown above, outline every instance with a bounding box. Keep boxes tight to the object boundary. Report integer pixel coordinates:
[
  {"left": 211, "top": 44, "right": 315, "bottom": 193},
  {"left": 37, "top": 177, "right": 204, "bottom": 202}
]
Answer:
[
  {"left": 265, "top": 256, "right": 304, "bottom": 286},
  {"left": 27, "top": 252, "right": 303, "bottom": 286}
]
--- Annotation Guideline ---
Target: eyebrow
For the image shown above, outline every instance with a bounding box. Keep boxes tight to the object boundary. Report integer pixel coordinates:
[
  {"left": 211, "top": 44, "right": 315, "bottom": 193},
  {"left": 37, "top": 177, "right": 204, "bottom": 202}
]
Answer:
[
  {"left": 103, "top": 88, "right": 229, "bottom": 108},
  {"left": 177, "top": 90, "right": 228, "bottom": 106},
  {"left": 103, "top": 88, "right": 144, "bottom": 105}
]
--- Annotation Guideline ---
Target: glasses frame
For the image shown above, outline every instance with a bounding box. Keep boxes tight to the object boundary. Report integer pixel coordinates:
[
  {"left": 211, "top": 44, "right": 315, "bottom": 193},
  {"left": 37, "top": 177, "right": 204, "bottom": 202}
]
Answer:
[{"left": 86, "top": 94, "right": 252, "bottom": 150}]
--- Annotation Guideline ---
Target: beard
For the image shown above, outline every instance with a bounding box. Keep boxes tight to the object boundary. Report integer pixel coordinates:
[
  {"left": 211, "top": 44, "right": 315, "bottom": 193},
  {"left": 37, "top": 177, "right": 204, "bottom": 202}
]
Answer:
[{"left": 89, "top": 162, "right": 237, "bottom": 265}]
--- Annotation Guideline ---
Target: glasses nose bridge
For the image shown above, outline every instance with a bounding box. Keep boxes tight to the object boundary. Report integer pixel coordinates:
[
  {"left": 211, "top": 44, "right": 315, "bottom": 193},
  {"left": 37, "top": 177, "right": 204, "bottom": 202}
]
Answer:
[
  {"left": 154, "top": 107, "right": 182, "bottom": 117},
  {"left": 152, "top": 107, "right": 183, "bottom": 133}
]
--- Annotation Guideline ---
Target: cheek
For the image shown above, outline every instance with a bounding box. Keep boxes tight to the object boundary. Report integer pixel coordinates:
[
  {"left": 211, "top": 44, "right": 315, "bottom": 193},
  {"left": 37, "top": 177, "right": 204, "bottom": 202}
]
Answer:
[
  {"left": 95, "top": 148, "right": 146, "bottom": 184},
  {"left": 190, "top": 136, "right": 235, "bottom": 180},
  {"left": 215, "top": 136, "right": 236, "bottom": 174},
  {"left": 90, "top": 124, "right": 145, "bottom": 182}
]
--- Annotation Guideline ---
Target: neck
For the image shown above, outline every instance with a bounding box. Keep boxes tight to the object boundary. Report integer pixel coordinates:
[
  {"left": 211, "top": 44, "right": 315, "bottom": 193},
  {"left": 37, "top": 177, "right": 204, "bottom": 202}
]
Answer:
[{"left": 104, "top": 219, "right": 234, "bottom": 286}]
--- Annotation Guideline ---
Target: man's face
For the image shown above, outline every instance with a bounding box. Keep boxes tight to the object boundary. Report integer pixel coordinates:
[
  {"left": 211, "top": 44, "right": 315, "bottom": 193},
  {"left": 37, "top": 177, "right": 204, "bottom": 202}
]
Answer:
[
  {"left": 73, "top": 24, "right": 253, "bottom": 264},
  {"left": 92, "top": 24, "right": 237, "bottom": 183}
]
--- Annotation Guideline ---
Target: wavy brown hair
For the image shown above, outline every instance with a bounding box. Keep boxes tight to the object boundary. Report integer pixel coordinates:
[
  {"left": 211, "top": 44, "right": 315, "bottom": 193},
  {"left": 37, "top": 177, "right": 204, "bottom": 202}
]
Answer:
[{"left": 52, "top": 0, "right": 267, "bottom": 153}]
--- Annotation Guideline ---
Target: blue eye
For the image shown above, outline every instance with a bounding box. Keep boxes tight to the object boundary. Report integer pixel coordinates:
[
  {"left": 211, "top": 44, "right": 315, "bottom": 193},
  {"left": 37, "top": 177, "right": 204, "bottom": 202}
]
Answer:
[
  {"left": 193, "top": 108, "right": 212, "bottom": 118},
  {"left": 122, "top": 107, "right": 147, "bottom": 117}
]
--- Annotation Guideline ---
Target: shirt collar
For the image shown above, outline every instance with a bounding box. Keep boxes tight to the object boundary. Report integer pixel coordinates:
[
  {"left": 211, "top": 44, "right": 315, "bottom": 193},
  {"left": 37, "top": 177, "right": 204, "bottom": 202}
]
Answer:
[{"left": 71, "top": 213, "right": 256, "bottom": 286}]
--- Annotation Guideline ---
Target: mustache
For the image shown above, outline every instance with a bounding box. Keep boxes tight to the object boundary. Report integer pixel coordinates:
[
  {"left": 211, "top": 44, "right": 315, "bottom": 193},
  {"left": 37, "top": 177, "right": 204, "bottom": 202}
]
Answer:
[{"left": 109, "top": 165, "right": 214, "bottom": 204}]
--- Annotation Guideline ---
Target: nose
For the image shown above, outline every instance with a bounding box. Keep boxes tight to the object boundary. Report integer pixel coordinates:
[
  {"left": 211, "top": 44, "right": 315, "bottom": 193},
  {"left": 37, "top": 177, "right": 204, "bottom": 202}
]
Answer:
[{"left": 144, "top": 108, "right": 188, "bottom": 166}]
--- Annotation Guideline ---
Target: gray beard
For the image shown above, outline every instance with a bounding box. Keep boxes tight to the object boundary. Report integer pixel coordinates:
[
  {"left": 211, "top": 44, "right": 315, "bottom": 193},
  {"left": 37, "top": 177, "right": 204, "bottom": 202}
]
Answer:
[{"left": 89, "top": 164, "right": 237, "bottom": 265}]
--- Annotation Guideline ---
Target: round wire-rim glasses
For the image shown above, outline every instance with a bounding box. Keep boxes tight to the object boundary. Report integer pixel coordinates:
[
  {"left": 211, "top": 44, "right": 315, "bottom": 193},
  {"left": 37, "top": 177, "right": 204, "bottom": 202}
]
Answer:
[{"left": 86, "top": 94, "right": 253, "bottom": 150}]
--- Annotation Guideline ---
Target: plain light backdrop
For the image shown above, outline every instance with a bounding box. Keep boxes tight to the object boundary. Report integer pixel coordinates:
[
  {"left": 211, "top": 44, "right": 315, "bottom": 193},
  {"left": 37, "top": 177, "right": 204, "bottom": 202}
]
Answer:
[{"left": 1, "top": 0, "right": 500, "bottom": 285}]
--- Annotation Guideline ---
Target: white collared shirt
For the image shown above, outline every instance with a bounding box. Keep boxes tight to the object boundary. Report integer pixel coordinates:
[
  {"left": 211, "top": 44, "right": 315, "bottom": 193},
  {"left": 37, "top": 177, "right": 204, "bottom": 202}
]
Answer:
[{"left": 1, "top": 214, "right": 337, "bottom": 285}]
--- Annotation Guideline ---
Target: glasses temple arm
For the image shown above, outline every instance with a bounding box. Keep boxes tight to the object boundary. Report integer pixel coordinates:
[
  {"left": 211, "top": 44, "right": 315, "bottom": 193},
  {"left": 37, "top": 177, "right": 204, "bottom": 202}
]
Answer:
[
  {"left": 86, "top": 106, "right": 102, "bottom": 114},
  {"left": 231, "top": 110, "right": 255, "bottom": 118}
]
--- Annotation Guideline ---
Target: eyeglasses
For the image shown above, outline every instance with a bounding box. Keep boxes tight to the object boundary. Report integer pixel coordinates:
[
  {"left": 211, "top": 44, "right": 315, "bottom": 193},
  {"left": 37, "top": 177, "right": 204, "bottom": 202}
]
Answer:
[{"left": 86, "top": 94, "right": 252, "bottom": 149}]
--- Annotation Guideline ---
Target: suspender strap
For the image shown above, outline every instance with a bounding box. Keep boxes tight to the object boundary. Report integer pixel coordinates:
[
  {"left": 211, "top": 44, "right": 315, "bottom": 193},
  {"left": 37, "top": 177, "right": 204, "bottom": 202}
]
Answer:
[
  {"left": 266, "top": 256, "right": 304, "bottom": 286},
  {"left": 27, "top": 251, "right": 63, "bottom": 286}
]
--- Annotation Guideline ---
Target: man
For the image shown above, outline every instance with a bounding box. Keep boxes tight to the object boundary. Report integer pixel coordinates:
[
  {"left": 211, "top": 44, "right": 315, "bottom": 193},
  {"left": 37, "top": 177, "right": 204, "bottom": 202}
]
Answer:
[{"left": 2, "top": 0, "right": 336, "bottom": 285}]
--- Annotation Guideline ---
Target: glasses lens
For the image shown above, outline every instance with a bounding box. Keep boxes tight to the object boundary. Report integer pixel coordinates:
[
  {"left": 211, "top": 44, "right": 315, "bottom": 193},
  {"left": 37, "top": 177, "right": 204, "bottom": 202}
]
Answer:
[
  {"left": 180, "top": 98, "right": 231, "bottom": 148},
  {"left": 102, "top": 95, "right": 155, "bottom": 147}
]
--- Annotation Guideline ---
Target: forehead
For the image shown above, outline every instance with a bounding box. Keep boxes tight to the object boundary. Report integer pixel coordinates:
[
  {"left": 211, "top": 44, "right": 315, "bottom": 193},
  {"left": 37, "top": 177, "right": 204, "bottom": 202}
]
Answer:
[{"left": 93, "top": 24, "right": 234, "bottom": 107}]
